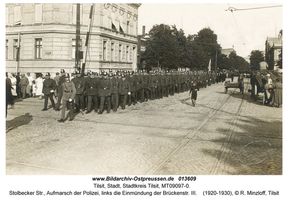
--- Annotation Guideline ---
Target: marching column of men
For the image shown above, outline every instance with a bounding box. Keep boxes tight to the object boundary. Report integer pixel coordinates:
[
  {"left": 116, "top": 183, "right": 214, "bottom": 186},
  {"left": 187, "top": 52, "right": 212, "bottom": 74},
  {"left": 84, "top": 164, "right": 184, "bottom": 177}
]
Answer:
[{"left": 41, "top": 68, "right": 225, "bottom": 122}]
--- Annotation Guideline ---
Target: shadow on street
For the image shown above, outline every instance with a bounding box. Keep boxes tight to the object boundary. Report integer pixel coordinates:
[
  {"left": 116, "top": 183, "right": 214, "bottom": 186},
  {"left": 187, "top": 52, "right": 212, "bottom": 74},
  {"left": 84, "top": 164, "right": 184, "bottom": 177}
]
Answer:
[
  {"left": 6, "top": 113, "right": 33, "bottom": 133},
  {"left": 202, "top": 116, "right": 282, "bottom": 175}
]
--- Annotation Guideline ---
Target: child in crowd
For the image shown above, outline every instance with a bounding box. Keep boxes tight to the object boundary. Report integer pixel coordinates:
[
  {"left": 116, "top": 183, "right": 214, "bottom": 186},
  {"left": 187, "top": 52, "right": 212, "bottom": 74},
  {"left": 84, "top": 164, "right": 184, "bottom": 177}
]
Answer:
[{"left": 32, "top": 80, "right": 37, "bottom": 97}]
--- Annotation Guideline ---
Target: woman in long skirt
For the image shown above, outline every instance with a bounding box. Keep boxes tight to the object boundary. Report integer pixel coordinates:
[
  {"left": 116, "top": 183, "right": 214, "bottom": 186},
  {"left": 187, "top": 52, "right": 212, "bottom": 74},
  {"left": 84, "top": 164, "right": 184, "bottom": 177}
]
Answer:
[
  {"left": 272, "top": 78, "right": 282, "bottom": 107},
  {"left": 6, "top": 73, "right": 14, "bottom": 116},
  {"left": 35, "top": 73, "right": 44, "bottom": 99},
  {"left": 10, "top": 73, "right": 17, "bottom": 98}
]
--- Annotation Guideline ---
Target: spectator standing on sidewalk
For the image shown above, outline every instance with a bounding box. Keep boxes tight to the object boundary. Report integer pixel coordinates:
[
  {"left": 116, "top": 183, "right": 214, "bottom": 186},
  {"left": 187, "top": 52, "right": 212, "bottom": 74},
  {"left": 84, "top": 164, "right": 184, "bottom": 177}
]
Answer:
[
  {"left": 35, "top": 73, "right": 44, "bottom": 99},
  {"left": 272, "top": 78, "right": 282, "bottom": 107},
  {"left": 26, "top": 72, "right": 34, "bottom": 97},
  {"left": 10, "top": 73, "right": 17, "bottom": 98},
  {"left": 16, "top": 72, "right": 21, "bottom": 98},
  {"left": 6, "top": 73, "right": 14, "bottom": 116},
  {"left": 19, "top": 74, "right": 29, "bottom": 99},
  {"left": 32, "top": 80, "right": 37, "bottom": 97}
]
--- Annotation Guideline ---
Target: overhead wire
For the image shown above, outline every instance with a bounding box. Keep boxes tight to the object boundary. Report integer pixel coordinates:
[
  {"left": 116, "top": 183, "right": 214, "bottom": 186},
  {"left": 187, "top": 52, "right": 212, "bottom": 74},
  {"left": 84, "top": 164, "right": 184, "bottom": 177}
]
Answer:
[
  {"left": 226, "top": 5, "right": 282, "bottom": 12},
  {"left": 226, "top": 4, "right": 249, "bottom": 56}
]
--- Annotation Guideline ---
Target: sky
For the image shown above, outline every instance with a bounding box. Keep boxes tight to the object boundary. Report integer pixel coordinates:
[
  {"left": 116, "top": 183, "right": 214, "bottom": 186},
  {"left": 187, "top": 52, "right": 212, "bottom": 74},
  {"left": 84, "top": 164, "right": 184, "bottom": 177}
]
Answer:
[{"left": 137, "top": 3, "right": 283, "bottom": 58}]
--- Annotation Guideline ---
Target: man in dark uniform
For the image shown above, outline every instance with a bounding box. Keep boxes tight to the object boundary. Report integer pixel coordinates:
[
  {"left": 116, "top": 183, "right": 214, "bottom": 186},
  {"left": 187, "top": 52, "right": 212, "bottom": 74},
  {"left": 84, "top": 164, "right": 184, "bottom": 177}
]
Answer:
[
  {"left": 55, "top": 69, "right": 66, "bottom": 111},
  {"left": 85, "top": 72, "right": 99, "bottom": 113},
  {"left": 142, "top": 71, "right": 149, "bottom": 101},
  {"left": 42, "top": 73, "right": 57, "bottom": 111},
  {"left": 98, "top": 73, "right": 112, "bottom": 114},
  {"left": 128, "top": 72, "right": 137, "bottom": 105},
  {"left": 110, "top": 73, "right": 119, "bottom": 112},
  {"left": 119, "top": 74, "right": 130, "bottom": 109},
  {"left": 72, "top": 71, "right": 86, "bottom": 112}
]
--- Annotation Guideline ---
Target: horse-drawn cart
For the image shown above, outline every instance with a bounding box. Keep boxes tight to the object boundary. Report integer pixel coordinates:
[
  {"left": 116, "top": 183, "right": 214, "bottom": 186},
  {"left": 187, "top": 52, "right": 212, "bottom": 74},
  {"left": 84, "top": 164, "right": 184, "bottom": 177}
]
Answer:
[{"left": 224, "top": 76, "right": 244, "bottom": 94}]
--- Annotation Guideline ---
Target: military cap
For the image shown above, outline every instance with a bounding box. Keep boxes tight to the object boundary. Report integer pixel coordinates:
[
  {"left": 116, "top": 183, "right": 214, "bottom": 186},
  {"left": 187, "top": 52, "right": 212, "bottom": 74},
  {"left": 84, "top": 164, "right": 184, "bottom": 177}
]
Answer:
[
  {"left": 60, "top": 69, "right": 65, "bottom": 73},
  {"left": 65, "top": 73, "right": 70, "bottom": 78},
  {"left": 45, "top": 72, "right": 51, "bottom": 76}
]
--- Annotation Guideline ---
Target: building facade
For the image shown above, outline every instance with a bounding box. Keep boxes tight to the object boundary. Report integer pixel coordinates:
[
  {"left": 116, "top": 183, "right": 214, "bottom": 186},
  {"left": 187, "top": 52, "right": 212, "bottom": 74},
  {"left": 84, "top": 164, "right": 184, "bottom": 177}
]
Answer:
[
  {"left": 6, "top": 3, "right": 140, "bottom": 74},
  {"left": 221, "top": 48, "right": 235, "bottom": 57},
  {"left": 265, "top": 31, "right": 282, "bottom": 70}
]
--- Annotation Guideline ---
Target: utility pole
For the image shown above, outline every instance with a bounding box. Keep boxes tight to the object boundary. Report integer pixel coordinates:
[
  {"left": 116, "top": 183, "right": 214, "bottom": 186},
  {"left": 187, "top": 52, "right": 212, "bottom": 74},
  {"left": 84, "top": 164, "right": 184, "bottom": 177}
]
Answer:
[
  {"left": 75, "top": 3, "right": 81, "bottom": 71},
  {"left": 16, "top": 33, "right": 21, "bottom": 73},
  {"left": 82, "top": 4, "right": 95, "bottom": 76}
]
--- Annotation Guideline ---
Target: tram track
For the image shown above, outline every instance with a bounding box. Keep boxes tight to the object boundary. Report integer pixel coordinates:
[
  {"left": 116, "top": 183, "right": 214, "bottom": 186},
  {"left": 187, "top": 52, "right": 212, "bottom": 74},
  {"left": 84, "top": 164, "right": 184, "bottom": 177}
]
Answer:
[{"left": 146, "top": 88, "right": 241, "bottom": 174}]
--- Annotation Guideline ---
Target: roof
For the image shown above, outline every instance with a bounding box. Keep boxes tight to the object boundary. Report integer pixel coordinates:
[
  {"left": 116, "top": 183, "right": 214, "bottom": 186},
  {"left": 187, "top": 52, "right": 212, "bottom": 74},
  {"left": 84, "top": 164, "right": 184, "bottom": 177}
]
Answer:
[{"left": 266, "top": 37, "right": 282, "bottom": 48}]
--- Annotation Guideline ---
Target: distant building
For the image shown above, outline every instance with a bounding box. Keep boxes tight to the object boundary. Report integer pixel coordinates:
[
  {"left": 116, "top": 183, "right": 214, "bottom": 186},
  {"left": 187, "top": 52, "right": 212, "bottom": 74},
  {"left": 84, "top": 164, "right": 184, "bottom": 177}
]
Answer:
[
  {"left": 6, "top": 3, "right": 140, "bottom": 74},
  {"left": 137, "top": 25, "right": 149, "bottom": 70},
  {"left": 221, "top": 48, "right": 236, "bottom": 57},
  {"left": 265, "top": 30, "right": 282, "bottom": 70}
]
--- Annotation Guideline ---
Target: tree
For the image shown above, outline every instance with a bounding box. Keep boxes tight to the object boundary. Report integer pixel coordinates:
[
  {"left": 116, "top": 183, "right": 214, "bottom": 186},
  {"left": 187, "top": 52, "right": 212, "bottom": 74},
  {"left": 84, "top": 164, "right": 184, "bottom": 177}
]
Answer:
[
  {"left": 143, "top": 24, "right": 179, "bottom": 70},
  {"left": 142, "top": 25, "right": 223, "bottom": 71},
  {"left": 217, "top": 54, "right": 231, "bottom": 70},
  {"left": 191, "top": 28, "right": 221, "bottom": 70},
  {"left": 250, "top": 50, "right": 264, "bottom": 70}
]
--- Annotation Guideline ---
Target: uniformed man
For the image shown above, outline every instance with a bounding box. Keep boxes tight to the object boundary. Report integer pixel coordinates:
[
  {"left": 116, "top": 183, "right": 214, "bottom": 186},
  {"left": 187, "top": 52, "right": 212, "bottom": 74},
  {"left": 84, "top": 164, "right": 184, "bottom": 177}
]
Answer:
[
  {"left": 110, "top": 72, "right": 119, "bottom": 112},
  {"left": 42, "top": 72, "right": 57, "bottom": 111},
  {"left": 142, "top": 71, "right": 150, "bottom": 101},
  {"left": 127, "top": 71, "right": 137, "bottom": 105},
  {"left": 55, "top": 69, "right": 66, "bottom": 111},
  {"left": 72, "top": 71, "right": 86, "bottom": 112},
  {"left": 119, "top": 74, "right": 130, "bottom": 109},
  {"left": 98, "top": 73, "right": 112, "bottom": 114},
  {"left": 58, "top": 73, "right": 76, "bottom": 122},
  {"left": 85, "top": 72, "right": 99, "bottom": 113}
]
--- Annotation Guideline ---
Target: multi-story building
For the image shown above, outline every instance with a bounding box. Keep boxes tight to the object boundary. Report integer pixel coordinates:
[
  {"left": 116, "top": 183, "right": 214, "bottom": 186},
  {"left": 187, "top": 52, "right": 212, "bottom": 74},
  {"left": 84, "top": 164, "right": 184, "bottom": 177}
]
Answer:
[
  {"left": 6, "top": 3, "right": 140, "bottom": 74},
  {"left": 265, "top": 30, "right": 282, "bottom": 70},
  {"left": 221, "top": 48, "right": 236, "bottom": 57}
]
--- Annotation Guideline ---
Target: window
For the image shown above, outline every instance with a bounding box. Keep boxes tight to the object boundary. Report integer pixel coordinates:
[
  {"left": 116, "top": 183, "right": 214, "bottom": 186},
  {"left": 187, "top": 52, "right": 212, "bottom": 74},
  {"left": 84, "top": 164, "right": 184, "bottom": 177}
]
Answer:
[
  {"left": 118, "top": 44, "right": 122, "bottom": 61},
  {"left": 6, "top": 40, "right": 8, "bottom": 59},
  {"left": 111, "top": 42, "right": 114, "bottom": 61},
  {"left": 126, "top": 46, "right": 129, "bottom": 61},
  {"left": 119, "top": 24, "right": 124, "bottom": 34},
  {"left": 103, "top": 41, "right": 107, "bottom": 61},
  {"left": 111, "top": 22, "right": 117, "bottom": 31},
  {"left": 126, "top": 21, "right": 130, "bottom": 34},
  {"left": 72, "top": 39, "right": 82, "bottom": 59},
  {"left": 35, "top": 38, "right": 42, "bottom": 59},
  {"left": 14, "top": 5, "right": 21, "bottom": 25},
  {"left": 35, "top": 4, "right": 43, "bottom": 23},
  {"left": 13, "top": 39, "right": 18, "bottom": 60}
]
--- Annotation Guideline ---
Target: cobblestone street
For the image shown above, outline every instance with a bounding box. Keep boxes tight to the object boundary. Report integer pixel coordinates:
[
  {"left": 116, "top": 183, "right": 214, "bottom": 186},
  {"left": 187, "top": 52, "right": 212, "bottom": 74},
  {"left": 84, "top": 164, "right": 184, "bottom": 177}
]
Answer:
[{"left": 6, "top": 83, "right": 282, "bottom": 175}]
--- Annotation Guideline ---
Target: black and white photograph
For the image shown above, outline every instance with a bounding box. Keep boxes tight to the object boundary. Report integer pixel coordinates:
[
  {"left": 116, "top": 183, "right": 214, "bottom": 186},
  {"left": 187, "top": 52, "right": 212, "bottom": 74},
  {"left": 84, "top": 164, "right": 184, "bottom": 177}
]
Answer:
[{"left": 2, "top": 0, "right": 286, "bottom": 199}]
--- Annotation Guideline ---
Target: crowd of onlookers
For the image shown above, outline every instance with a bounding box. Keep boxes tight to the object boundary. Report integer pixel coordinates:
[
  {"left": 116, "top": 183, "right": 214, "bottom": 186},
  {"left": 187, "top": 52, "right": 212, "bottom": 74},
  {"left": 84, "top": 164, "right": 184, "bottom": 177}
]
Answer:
[
  {"left": 6, "top": 72, "right": 48, "bottom": 116},
  {"left": 6, "top": 72, "right": 56, "bottom": 100},
  {"left": 250, "top": 71, "right": 282, "bottom": 107}
]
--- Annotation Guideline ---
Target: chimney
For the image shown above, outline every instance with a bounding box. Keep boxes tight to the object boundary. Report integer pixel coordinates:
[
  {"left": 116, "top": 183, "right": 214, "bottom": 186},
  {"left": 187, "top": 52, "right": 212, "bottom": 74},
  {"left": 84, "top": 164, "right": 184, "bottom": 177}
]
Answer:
[{"left": 142, "top": 26, "right": 145, "bottom": 36}]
